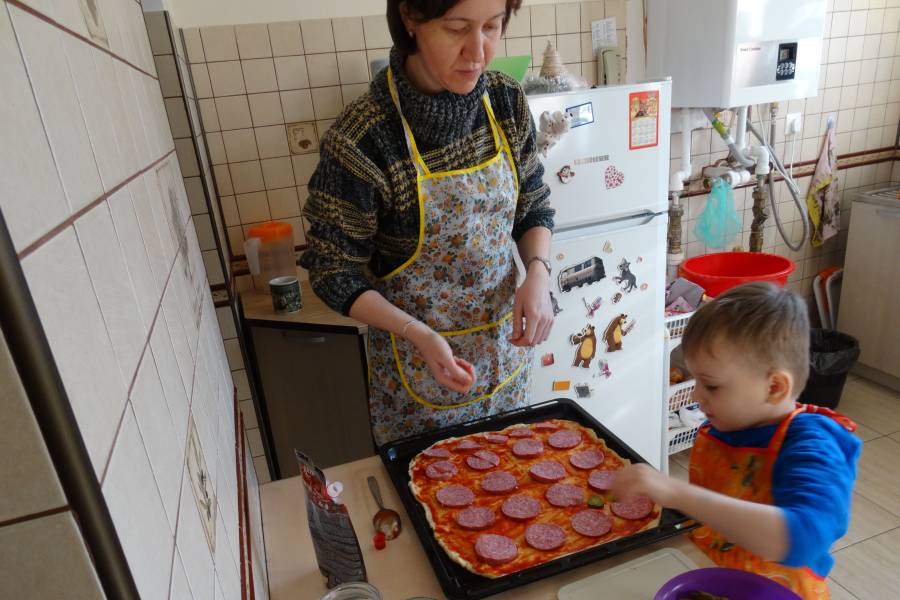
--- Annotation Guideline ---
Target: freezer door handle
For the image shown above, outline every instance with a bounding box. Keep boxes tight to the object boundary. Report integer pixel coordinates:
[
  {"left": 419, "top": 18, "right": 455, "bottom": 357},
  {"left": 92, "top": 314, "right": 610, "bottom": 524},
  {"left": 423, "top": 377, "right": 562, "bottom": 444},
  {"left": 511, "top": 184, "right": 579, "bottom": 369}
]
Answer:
[{"left": 876, "top": 208, "right": 900, "bottom": 221}]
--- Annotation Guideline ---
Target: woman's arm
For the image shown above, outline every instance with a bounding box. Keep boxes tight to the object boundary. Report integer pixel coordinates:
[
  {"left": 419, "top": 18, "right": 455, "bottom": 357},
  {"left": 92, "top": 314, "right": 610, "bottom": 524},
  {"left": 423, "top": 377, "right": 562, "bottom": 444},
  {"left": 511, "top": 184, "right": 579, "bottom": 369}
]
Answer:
[
  {"left": 611, "top": 464, "right": 790, "bottom": 561},
  {"left": 511, "top": 226, "right": 554, "bottom": 346},
  {"left": 348, "top": 290, "right": 475, "bottom": 392}
]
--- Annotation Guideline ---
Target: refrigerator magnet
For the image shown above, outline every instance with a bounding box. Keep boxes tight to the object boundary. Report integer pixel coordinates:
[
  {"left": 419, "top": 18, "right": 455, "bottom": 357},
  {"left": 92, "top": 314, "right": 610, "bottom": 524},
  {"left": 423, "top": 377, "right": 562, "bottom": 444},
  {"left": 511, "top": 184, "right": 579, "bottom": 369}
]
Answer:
[
  {"left": 597, "top": 359, "right": 612, "bottom": 379},
  {"left": 552, "top": 380, "right": 571, "bottom": 391},
  {"left": 565, "top": 102, "right": 594, "bottom": 128},
  {"left": 541, "top": 353, "right": 555, "bottom": 367},
  {"left": 574, "top": 383, "right": 593, "bottom": 398},
  {"left": 557, "top": 165, "right": 575, "bottom": 183},
  {"left": 602, "top": 241, "right": 614, "bottom": 253},
  {"left": 613, "top": 258, "right": 638, "bottom": 293},
  {"left": 582, "top": 295, "right": 603, "bottom": 318},
  {"left": 603, "top": 314, "right": 627, "bottom": 352},
  {"left": 640, "top": 282, "right": 649, "bottom": 291},
  {"left": 556, "top": 253, "right": 565, "bottom": 261},
  {"left": 623, "top": 317, "right": 636, "bottom": 335},
  {"left": 558, "top": 256, "right": 606, "bottom": 293},
  {"left": 604, "top": 165, "right": 625, "bottom": 189},
  {"left": 570, "top": 324, "right": 597, "bottom": 368},
  {"left": 550, "top": 291, "right": 562, "bottom": 316},
  {"left": 612, "top": 292, "right": 623, "bottom": 304},
  {"left": 628, "top": 90, "right": 659, "bottom": 150}
]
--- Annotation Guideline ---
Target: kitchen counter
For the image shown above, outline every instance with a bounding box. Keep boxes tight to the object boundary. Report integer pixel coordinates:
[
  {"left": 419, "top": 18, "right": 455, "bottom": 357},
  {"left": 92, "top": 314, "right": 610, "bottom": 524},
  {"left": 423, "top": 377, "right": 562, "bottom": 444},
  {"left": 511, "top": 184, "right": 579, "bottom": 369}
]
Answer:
[
  {"left": 260, "top": 455, "right": 712, "bottom": 599},
  {"left": 241, "top": 277, "right": 367, "bottom": 334}
]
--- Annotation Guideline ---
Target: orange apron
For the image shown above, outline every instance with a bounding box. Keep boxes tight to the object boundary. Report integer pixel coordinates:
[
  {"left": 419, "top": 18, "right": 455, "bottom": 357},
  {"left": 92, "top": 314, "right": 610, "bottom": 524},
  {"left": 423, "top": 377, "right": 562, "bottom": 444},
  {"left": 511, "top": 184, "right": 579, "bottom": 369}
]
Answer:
[{"left": 689, "top": 404, "right": 857, "bottom": 599}]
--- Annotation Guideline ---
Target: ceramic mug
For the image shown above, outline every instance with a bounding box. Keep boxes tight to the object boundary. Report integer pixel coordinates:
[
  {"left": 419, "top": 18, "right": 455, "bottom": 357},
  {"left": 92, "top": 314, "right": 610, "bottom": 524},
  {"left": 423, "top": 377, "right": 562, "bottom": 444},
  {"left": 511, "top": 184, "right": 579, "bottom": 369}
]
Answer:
[{"left": 270, "top": 276, "right": 301, "bottom": 313}]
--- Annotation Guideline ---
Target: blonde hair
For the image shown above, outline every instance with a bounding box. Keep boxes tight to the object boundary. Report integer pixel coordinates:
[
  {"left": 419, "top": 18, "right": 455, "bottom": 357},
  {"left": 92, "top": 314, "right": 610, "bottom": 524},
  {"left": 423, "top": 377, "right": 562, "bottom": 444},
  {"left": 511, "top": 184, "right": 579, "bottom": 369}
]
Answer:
[{"left": 682, "top": 282, "right": 810, "bottom": 390}]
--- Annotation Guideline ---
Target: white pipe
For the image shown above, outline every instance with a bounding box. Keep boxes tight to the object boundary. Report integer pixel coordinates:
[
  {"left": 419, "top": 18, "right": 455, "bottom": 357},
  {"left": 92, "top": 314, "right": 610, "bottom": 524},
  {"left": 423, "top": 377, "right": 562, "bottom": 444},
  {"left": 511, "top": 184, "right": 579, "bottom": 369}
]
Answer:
[
  {"left": 681, "top": 108, "right": 692, "bottom": 180},
  {"left": 669, "top": 109, "right": 694, "bottom": 193},
  {"left": 735, "top": 106, "right": 748, "bottom": 151},
  {"left": 750, "top": 145, "right": 770, "bottom": 176}
]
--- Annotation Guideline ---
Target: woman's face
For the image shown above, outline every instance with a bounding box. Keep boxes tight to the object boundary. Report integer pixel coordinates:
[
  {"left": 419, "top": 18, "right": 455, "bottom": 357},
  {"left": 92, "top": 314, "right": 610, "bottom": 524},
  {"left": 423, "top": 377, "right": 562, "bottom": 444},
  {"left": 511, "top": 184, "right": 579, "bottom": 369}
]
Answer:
[{"left": 403, "top": 0, "right": 507, "bottom": 94}]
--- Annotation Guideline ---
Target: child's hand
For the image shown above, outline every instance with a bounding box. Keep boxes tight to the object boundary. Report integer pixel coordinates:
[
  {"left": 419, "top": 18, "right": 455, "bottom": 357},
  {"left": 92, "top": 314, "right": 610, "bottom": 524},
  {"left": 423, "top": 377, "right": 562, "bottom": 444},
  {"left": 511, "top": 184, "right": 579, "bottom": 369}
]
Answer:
[{"left": 610, "top": 464, "right": 677, "bottom": 507}]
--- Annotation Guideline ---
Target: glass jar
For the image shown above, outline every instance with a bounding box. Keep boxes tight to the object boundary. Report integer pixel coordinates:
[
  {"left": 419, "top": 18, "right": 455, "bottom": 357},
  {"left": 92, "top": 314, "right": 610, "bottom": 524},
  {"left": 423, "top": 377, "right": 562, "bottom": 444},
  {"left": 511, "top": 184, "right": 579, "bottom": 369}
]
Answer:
[{"left": 318, "top": 582, "right": 383, "bottom": 600}]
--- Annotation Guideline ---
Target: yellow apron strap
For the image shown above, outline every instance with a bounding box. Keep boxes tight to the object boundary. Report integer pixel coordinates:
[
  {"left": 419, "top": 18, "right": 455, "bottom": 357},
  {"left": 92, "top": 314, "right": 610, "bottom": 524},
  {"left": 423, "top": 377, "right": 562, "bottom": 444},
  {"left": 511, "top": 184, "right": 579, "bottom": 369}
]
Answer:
[
  {"left": 387, "top": 67, "right": 430, "bottom": 176},
  {"left": 481, "top": 95, "right": 502, "bottom": 152},
  {"left": 389, "top": 310, "right": 526, "bottom": 410},
  {"left": 482, "top": 91, "right": 520, "bottom": 198}
]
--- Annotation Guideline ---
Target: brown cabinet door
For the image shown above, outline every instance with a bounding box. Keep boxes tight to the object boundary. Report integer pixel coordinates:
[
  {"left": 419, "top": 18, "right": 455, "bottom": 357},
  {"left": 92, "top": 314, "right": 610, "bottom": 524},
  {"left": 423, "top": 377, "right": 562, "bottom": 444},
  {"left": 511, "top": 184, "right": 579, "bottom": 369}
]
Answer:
[{"left": 250, "top": 326, "right": 374, "bottom": 476}]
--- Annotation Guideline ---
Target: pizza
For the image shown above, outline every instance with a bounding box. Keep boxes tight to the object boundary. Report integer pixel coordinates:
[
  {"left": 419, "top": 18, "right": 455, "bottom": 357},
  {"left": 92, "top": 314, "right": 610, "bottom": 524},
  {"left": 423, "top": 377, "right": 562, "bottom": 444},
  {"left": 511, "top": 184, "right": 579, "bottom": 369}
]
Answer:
[{"left": 408, "top": 419, "right": 661, "bottom": 578}]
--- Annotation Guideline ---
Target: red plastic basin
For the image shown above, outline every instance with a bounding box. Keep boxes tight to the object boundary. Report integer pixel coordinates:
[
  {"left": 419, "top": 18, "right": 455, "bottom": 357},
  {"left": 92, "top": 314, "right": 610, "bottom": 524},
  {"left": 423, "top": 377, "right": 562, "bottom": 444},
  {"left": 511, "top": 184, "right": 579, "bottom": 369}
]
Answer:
[{"left": 678, "top": 252, "right": 795, "bottom": 297}]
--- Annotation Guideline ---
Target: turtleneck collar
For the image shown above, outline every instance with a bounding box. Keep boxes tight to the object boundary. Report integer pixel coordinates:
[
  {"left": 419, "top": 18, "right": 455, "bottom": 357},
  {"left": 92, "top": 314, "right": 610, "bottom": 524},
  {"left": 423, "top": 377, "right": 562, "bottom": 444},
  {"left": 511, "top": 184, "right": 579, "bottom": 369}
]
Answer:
[{"left": 387, "top": 47, "right": 486, "bottom": 146}]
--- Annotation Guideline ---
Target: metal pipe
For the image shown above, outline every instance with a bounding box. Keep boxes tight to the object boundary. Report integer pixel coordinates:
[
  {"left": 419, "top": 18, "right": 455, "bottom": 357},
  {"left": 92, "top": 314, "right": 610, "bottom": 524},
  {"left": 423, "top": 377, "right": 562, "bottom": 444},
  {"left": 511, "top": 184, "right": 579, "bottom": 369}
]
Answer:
[
  {"left": 0, "top": 211, "right": 140, "bottom": 599},
  {"left": 704, "top": 109, "right": 756, "bottom": 168},
  {"left": 747, "top": 118, "right": 809, "bottom": 251}
]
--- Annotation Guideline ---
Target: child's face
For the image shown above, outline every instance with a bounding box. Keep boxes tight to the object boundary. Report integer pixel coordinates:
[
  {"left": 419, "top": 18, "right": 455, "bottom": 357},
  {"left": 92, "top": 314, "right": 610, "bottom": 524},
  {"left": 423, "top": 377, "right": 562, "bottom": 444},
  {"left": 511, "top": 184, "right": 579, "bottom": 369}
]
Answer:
[{"left": 685, "top": 339, "right": 789, "bottom": 432}]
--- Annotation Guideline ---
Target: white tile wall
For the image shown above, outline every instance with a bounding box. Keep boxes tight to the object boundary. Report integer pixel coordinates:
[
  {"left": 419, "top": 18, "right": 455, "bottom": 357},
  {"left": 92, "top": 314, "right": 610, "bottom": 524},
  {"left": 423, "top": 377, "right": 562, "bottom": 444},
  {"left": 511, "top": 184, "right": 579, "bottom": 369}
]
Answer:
[
  {"left": 0, "top": 4, "right": 264, "bottom": 598},
  {"left": 176, "top": 468, "right": 216, "bottom": 600},
  {"left": 0, "top": 5, "right": 67, "bottom": 253},
  {"left": 83, "top": 204, "right": 148, "bottom": 345},
  {"left": 11, "top": 6, "right": 103, "bottom": 212},
  {"left": 103, "top": 406, "right": 175, "bottom": 600},
  {"left": 0, "top": 330, "right": 66, "bottom": 523},
  {"left": 22, "top": 229, "right": 128, "bottom": 473},
  {"left": 0, "top": 511, "right": 105, "bottom": 599}
]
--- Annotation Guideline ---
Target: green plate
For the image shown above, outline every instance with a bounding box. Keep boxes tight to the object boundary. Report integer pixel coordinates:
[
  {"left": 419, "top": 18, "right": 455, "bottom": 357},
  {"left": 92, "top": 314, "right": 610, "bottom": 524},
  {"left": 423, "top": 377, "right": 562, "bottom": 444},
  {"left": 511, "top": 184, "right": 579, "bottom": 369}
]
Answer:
[{"left": 487, "top": 55, "right": 532, "bottom": 82}]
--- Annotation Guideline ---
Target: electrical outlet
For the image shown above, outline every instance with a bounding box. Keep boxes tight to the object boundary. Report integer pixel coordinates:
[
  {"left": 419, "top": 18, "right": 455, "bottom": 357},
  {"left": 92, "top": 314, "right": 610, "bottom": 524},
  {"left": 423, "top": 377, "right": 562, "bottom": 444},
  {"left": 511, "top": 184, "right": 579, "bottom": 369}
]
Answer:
[{"left": 786, "top": 112, "right": 802, "bottom": 136}]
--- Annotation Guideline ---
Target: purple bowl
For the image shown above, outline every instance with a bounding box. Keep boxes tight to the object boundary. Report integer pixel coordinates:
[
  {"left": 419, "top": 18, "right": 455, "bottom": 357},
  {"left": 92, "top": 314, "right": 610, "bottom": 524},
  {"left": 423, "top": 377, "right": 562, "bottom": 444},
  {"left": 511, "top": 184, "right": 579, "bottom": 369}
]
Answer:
[{"left": 654, "top": 568, "right": 803, "bottom": 600}]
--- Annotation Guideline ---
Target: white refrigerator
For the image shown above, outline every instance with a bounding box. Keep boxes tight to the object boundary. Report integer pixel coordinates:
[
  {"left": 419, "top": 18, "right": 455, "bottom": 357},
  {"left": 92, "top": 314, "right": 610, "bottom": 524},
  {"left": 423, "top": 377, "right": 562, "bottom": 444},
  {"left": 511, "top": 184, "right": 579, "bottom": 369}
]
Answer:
[{"left": 526, "top": 81, "right": 671, "bottom": 469}]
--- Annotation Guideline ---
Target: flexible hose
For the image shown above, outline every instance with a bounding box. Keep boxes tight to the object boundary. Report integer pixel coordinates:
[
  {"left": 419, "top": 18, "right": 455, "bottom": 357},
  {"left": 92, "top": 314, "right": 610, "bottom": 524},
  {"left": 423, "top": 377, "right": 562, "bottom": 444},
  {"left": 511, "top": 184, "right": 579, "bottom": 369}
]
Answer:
[{"left": 747, "top": 120, "right": 808, "bottom": 251}]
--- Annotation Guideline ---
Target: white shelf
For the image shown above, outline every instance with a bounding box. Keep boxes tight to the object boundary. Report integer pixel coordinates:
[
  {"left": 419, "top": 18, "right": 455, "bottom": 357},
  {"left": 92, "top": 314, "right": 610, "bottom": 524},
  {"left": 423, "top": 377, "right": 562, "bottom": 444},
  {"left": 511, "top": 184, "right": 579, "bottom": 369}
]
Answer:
[
  {"left": 663, "top": 311, "right": 697, "bottom": 460},
  {"left": 668, "top": 379, "right": 696, "bottom": 412},
  {"left": 668, "top": 423, "right": 702, "bottom": 454}
]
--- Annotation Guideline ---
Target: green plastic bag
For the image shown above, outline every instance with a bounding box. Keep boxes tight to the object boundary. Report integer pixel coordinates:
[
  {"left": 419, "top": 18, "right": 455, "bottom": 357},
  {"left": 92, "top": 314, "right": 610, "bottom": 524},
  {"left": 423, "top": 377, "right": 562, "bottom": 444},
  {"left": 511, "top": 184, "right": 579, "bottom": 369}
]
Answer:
[{"left": 694, "top": 178, "right": 742, "bottom": 249}]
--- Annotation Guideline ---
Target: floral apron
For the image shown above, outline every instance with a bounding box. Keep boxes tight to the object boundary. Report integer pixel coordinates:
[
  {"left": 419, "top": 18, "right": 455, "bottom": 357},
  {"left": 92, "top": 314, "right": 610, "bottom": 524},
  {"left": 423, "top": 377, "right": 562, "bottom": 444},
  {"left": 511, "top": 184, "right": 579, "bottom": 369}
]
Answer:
[
  {"left": 366, "top": 68, "right": 533, "bottom": 446},
  {"left": 689, "top": 403, "right": 857, "bottom": 599}
]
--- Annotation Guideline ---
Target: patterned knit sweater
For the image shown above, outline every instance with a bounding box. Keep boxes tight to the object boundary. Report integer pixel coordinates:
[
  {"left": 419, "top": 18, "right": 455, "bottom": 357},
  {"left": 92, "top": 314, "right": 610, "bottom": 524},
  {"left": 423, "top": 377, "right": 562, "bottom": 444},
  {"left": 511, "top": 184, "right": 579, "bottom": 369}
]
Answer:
[{"left": 299, "top": 48, "right": 555, "bottom": 315}]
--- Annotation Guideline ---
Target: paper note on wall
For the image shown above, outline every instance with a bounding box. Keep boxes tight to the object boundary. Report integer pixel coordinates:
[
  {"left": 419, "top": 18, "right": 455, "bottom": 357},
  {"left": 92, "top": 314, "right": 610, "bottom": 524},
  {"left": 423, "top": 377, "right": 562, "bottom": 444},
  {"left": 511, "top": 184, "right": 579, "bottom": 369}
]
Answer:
[{"left": 591, "top": 18, "right": 618, "bottom": 53}]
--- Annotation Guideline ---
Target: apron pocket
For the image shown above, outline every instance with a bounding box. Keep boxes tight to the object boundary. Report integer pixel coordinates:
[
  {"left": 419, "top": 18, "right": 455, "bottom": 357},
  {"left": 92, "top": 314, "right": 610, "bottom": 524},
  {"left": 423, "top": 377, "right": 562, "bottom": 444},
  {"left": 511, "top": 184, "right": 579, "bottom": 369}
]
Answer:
[{"left": 391, "top": 315, "right": 527, "bottom": 409}]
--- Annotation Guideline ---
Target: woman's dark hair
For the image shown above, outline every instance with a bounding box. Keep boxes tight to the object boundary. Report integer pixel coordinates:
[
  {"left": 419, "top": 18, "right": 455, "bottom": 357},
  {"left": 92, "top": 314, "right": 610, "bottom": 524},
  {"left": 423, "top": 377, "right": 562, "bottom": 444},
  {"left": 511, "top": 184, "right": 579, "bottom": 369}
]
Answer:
[{"left": 386, "top": 0, "right": 522, "bottom": 58}]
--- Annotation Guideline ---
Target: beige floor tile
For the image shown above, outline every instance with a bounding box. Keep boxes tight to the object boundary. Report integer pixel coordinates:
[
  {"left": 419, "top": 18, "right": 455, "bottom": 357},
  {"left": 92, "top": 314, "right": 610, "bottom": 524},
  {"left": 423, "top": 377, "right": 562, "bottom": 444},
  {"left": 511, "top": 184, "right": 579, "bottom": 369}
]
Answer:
[
  {"left": 827, "top": 578, "right": 859, "bottom": 600},
  {"left": 855, "top": 436, "right": 900, "bottom": 518},
  {"left": 833, "top": 492, "right": 900, "bottom": 551},
  {"left": 830, "top": 526, "right": 900, "bottom": 599},
  {"left": 668, "top": 460, "right": 690, "bottom": 483},
  {"left": 891, "top": 432, "right": 900, "bottom": 444},
  {"left": 839, "top": 378, "right": 900, "bottom": 435},
  {"left": 853, "top": 421, "right": 882, "bottom": 442},
  {"left": 671, "top": 449, "right": 691, "bottom": 471}
]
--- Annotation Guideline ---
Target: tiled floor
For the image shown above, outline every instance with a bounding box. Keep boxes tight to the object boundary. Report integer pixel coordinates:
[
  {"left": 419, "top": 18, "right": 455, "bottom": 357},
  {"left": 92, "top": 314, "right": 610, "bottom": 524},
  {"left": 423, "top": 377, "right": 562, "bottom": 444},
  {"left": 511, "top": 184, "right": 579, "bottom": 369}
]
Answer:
[{"left": 669, "top": 375, "right": 900, "bottom": 599}]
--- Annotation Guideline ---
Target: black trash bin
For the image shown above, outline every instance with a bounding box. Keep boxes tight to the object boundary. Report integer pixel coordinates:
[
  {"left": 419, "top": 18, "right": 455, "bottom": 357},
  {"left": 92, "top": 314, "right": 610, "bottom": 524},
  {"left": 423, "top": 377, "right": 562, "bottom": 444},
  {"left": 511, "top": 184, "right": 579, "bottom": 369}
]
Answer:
[{"left": 798, "top": 329, "right": 860, "bottom": 409}]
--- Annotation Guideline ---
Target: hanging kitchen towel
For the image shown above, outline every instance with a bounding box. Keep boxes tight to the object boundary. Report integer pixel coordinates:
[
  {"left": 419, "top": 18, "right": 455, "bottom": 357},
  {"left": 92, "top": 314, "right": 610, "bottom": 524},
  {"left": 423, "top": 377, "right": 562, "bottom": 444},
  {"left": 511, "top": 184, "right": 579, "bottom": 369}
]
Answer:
[
  {"left": 694, "top": 178, "right": 742, "bottom": 249},
  {"left": 806, "top": 123, "right": 839, "bottom": 247}
]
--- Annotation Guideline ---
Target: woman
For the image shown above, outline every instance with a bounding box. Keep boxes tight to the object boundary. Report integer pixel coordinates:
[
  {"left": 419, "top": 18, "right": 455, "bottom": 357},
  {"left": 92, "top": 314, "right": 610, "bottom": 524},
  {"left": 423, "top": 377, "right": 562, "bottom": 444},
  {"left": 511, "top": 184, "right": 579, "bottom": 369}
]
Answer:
[{"left": 300, "top": 0, "right": 555, "bottom": 446}]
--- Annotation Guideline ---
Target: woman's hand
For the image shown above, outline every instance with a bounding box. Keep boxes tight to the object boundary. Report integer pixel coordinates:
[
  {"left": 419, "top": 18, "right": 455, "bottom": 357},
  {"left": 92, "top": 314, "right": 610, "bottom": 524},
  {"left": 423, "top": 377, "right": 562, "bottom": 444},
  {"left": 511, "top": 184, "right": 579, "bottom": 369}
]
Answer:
[
  {"left": 509, "top": 265, "right": 554, "bottom": 347},
  {"left": 407, "top": 323, "right": 477, "bottom": 393}
]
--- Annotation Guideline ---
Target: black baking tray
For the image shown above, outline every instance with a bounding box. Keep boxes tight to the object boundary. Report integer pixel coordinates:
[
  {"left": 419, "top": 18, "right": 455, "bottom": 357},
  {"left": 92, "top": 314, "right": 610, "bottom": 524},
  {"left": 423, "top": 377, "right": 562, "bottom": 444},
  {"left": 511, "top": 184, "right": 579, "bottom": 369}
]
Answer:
[{"left": 377, "top": 398, "right": 695, "bottom": 600}]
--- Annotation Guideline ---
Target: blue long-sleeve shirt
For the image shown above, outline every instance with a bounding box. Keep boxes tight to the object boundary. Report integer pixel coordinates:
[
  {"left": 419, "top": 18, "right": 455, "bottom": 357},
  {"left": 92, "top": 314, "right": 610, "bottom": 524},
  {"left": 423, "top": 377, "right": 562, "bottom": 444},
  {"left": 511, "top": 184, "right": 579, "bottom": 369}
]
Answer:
[{"left": 708, "top": 412, "right": 861, "bottom": 577}]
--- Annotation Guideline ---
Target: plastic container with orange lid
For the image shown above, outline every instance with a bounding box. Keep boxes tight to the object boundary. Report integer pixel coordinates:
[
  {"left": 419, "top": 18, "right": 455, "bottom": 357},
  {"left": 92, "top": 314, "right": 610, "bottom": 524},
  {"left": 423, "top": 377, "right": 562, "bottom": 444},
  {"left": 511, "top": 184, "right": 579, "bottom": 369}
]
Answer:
[{"left": 246, "top": 221, "right": 296, "bottom": 290}]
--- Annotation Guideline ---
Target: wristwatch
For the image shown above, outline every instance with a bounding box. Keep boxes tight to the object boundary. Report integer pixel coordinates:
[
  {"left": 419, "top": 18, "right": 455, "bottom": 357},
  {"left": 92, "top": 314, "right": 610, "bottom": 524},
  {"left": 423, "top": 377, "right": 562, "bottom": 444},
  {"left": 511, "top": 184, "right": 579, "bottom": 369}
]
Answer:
[{"left": 526, "top": 256, "right": 552, "bottom": 275}]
